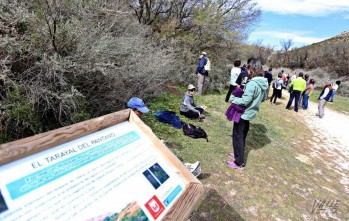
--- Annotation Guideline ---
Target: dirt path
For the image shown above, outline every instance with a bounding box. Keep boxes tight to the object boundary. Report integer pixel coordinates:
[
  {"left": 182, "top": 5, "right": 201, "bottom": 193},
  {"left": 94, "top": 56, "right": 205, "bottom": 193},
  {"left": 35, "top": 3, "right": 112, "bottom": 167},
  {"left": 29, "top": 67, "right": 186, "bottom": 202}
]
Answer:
[{"left": 284, "top": 93, "right": 349, "bottom": 194}]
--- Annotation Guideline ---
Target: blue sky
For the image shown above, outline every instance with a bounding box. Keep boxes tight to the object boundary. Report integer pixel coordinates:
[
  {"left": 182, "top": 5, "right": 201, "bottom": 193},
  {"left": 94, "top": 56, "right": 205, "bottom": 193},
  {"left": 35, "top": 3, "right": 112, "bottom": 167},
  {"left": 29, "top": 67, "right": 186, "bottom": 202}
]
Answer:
[{"left": 248, "top": 0, "right": 349, "bottom": 50}]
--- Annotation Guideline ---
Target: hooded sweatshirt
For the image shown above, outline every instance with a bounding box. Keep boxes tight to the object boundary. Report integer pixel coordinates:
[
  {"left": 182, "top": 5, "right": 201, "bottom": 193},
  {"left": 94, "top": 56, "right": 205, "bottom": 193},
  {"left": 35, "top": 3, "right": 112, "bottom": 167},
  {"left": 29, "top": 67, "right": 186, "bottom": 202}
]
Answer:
[
  {"left": 231, "top": 76, "right": 268, "bottom": 121},
  {"left": 180, "top": 92, "right": 199, "bottom": 113}
]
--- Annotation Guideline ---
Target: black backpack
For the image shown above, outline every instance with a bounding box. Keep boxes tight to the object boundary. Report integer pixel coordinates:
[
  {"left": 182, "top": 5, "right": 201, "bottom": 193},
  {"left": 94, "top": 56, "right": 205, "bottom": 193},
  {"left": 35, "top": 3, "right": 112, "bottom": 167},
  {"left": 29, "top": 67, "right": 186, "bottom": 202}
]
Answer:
[{"left": 182, "top": 123, "right": 208, "bottom": 142}]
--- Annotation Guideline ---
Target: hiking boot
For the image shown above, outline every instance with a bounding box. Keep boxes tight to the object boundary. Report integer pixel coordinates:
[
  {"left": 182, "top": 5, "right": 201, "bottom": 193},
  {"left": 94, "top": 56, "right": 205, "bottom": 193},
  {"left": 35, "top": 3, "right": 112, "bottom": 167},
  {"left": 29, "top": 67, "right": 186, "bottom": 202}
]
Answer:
[{"left": 226, "top": 161, "right": 244, "bottom": 170}]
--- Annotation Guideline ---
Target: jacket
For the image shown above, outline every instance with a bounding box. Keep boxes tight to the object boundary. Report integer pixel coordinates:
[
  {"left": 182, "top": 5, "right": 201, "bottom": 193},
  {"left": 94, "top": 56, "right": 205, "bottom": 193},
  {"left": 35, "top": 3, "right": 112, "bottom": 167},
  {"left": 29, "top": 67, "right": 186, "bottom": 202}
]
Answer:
[
  {"left": 225, "top": 87, "right": 246, "bottom": 122},
  {"left": 180, "top": 92, "right": 199, "bottom": 113},
  {"left": 288, "top": 77, "right": 306, "bottom": 92},
  {"left": 231, "top": 76, "right": 268, "bottom": 121},
  {"left": 195, "top": 56, "right": 208, "bottom": 75}
]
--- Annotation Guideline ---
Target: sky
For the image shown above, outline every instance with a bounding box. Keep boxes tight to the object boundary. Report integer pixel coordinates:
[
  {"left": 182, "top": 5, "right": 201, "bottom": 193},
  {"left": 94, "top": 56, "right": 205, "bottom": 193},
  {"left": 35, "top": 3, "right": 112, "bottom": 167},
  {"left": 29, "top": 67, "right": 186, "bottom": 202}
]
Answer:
[{"left": 248, "top": 0, "right": 349, "bottom": 50}]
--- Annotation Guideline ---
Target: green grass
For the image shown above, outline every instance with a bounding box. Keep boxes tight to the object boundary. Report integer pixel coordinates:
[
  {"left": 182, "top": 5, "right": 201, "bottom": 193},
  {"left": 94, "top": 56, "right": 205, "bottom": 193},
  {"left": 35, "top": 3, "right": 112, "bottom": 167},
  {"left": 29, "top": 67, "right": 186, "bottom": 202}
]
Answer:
[
  {"left": 309, "top": 90, "right": 349, "bottom": 114},
  {"left": 141, "top": 89, "right": 349, "bottom": 220}
]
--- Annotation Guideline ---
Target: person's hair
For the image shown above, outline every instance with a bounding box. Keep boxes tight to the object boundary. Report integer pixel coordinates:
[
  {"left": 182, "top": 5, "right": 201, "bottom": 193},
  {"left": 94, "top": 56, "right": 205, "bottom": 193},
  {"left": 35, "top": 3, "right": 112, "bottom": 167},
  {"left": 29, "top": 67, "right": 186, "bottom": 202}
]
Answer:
[
  {"left": 269, "top": 67, "right": 272, "bottom": 71},
  {"left": 298, "top": 72, "right": 304, "bottom": 78},
  {"left": 247, "top": 57, "right": 255, "bottom": 64},
  {"left": 310, "top": 79, "right": 315, "bottom": 84},
  {"left": 247, "top": 58, "right": 263, "bottom": 77},
  {"left": 278, "top": 73, "right": 283, "bottom": 78},
  {"left": 336, "top": 80, "right": 341, "bottom": 85},
  {"left": 305, "top": 74, "right": 309, "bottom": 80},
  {"left": 234, "top": 60, "right": 241, "bottom": 67}
]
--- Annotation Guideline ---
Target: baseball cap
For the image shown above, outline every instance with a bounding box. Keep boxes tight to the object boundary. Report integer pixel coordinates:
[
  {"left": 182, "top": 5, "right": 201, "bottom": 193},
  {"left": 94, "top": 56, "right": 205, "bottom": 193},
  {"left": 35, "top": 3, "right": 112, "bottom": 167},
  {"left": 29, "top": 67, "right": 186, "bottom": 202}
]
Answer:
[
  {"left": 188, "top": 84, "right": 196, "bottom": 90},
  {"left": 201, "top": 51, "right": 207, "bottom": 55},
  {"left": 127, "top": 97, "right": 150, "bottom": 113}
]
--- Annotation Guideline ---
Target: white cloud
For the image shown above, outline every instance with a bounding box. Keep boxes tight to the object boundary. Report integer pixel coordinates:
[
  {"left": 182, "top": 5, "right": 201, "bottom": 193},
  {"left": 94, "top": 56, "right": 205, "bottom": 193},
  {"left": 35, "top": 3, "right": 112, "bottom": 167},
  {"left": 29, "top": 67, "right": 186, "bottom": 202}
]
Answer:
[
  {"left": 255, "top": 0, "right": 349, "bottom": 16},
  {"left": 249, "top": 31, "right": 326, "bottom": 48}
]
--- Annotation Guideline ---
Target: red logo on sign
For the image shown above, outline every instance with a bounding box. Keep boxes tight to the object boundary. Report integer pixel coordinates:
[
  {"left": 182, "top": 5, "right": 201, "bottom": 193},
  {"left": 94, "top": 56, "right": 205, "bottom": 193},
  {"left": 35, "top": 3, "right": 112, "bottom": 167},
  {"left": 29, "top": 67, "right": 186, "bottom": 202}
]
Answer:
[{"left": 145, "top": 195, "right": 165, "bottom": 219}]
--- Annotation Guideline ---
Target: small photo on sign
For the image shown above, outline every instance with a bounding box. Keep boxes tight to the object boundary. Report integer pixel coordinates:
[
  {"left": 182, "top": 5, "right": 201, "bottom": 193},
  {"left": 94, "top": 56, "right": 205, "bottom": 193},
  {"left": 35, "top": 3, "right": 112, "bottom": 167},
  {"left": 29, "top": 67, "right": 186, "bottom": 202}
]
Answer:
[
  {"left": 143, "top": 170, "right": 161, "bottom": 189},
  {"left": 0, "top": 190, "right": 8, "bottom": 214},
  {"left": 149, "top": 163, "right": 169, "bottom": 184}
]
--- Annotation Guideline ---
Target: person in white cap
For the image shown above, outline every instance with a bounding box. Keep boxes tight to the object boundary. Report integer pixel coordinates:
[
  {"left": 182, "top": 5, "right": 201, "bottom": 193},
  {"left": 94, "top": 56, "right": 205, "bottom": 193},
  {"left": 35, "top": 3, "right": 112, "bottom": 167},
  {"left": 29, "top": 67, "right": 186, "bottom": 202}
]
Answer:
[
  {"left": 180, "top": 84, "right": 206, "bottom": 119},
  {"left": 195, "top": 52, "right": 210, "bottom": 96}
]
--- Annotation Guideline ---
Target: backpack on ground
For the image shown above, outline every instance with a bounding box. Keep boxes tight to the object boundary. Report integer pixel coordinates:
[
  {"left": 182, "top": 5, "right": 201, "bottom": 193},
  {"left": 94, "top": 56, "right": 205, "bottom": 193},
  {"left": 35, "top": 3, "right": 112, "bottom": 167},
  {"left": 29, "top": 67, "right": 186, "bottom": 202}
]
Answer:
[{"left": 182, "top": 123, "right": 208, "bottom": 142}]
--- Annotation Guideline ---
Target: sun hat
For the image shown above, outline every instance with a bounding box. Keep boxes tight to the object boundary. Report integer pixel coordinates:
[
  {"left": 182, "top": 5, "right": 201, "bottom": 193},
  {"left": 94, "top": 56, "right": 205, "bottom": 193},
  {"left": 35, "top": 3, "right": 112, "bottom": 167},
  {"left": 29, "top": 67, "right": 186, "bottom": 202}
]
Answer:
[
  {"left": 201, "top": 51, "right": 207, "bottom": 55},
  {"left": 127, "top": 97, "right": 150, "bottom": 113},
  {"left": 188, "top": 84, "right": 196, "bottom": 90}
]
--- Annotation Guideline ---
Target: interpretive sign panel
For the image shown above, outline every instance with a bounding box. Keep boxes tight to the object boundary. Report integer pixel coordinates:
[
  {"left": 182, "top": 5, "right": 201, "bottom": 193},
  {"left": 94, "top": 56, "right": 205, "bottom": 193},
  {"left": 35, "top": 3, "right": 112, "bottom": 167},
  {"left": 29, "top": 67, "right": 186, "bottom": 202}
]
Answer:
[{"left": 0, "top": 109, "right": 204, "bottom": 221}]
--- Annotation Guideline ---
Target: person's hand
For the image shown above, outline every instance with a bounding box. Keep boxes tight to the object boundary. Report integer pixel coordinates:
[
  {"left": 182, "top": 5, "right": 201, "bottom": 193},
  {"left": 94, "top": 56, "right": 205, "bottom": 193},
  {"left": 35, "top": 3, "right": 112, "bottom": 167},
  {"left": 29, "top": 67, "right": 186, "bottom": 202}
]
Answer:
[{"left": 201, "top": 105, "right": 207, "bottom": 110}]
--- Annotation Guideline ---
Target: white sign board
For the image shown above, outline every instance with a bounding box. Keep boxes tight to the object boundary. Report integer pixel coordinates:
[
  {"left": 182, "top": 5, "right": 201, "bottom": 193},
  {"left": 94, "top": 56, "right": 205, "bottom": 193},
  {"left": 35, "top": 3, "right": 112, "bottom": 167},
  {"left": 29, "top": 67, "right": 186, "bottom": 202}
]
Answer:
[{"left": 0, "top": 110, "right": 204, "bottom": 221}]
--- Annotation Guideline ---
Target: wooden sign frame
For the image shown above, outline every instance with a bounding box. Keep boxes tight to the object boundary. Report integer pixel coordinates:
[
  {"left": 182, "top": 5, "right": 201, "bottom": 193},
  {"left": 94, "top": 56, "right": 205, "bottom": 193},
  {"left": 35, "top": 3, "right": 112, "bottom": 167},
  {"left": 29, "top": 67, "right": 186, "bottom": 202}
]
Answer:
[{"left": 0, "top": 109, "right": 204, "bottom": 221}]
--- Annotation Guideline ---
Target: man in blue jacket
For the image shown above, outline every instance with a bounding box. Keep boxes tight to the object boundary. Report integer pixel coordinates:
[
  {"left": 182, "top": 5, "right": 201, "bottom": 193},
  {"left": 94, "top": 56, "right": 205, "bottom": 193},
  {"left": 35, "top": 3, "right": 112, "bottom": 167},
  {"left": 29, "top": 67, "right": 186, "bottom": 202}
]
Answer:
[{"left": 195, "top": 52, "right": 209, "bottom": 96}]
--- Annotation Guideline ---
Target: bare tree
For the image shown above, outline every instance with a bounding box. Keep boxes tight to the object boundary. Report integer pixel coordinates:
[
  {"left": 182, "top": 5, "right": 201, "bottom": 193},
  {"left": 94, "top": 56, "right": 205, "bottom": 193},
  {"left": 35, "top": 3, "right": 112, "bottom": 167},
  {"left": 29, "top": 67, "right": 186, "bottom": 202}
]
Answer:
[{"left": 280, "top": 38, "right": 293, "bottom": 65}]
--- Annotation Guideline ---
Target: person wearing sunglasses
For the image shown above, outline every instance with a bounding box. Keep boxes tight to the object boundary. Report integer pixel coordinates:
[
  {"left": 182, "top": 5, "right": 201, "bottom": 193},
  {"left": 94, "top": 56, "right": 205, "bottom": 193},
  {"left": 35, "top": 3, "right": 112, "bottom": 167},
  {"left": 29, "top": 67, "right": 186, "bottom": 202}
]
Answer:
[{"left": 180, "top": 84, "right": 206, "bottom": 120}]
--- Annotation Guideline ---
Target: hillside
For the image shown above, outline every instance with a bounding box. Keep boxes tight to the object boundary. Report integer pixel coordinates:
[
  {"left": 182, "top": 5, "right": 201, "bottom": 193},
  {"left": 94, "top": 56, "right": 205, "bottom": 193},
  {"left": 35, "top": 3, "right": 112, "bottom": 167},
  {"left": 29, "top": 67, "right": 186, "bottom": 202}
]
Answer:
[{"left": 286, "top": 30, "right": 349, "bottom": 78}]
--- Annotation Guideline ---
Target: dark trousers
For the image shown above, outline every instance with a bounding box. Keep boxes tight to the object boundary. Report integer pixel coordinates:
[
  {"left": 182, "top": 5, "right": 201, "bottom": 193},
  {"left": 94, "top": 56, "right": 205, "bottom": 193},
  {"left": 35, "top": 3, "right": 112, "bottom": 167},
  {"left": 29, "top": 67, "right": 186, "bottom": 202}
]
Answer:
[
  {"left": 232, "top": 118, "right": 250, "bottom": 166},
  {"left": 225, "top": 85, "right": 237, "bottom": 102},
  {"left": 286, "top": 90, "right": 301, "bottom": 112},
  {"left": 180, "top": 107, "right": 203, "bottom": 119}
]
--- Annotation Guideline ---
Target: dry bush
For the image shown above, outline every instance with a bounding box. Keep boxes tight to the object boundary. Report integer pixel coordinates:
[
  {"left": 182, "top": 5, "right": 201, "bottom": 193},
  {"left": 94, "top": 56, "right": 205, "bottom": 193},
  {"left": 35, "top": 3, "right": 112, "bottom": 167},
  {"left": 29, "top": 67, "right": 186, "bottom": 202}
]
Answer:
[{"left": 0, "top": 0, "right": 177, "bottom": 142}]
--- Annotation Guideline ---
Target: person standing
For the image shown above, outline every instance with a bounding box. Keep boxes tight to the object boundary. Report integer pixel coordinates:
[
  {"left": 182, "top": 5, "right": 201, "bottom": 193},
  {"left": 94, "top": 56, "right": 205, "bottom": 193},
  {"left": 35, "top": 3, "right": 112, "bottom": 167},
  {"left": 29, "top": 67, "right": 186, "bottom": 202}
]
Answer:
[
  {"left": 298, "top": 74, "right": 310, "bottom": 107},
  {"left": 264, "top": 67, "right": 273, "bottom": 98},
  {"left": 285, "top": 72, "right": 306, "bottom": 112},
  {"left": 329, "top": 80, "right": 341, "bottom": 103},
  {"left": 225, "top": 60, "right": 241, "bottom": 102},
  {"left": 233, "top": 58, "right": 255, "bottom": 91},
  {"left": 316, "top": 81, "right": 333, "bottom": 118},
  {"left": 270, "top": 73, "right": 285, "bottom": 105},
  {"left": 302, "top": 79, "right": 315, "bottom": 110},
  {"left": 226, "top": 58, "right": 268, "bottom": 170},
  {"left": 180, "top": 84, "right": 206, "bottom": 119},
  {"left": 195, "top": 52, "right": 210, "bottom": 96}
]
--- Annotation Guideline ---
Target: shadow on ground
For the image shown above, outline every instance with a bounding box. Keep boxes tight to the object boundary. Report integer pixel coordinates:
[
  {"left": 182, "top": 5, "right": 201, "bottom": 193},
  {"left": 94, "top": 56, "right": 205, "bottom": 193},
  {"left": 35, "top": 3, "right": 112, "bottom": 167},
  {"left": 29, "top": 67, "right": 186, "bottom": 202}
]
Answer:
[
  {"left": 190, "top": 188, "right": 245, "bottom": 221},
  {"left": 245, "top": 123, "right": 271, "bottom": 164}
]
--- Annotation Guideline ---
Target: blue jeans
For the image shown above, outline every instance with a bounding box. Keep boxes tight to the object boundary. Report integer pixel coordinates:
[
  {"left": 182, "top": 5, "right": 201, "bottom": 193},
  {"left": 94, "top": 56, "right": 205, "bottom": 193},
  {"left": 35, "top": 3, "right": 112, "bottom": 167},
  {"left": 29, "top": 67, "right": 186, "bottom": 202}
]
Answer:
[
  {"left": 329, "top": 91, "right": 336, "bottom": 102},
  {"left": 286, "top": 90, "right": 301, "bottom": 112},
  {"left": 302, "top": 93, "right": 309, "bottom": 109}
]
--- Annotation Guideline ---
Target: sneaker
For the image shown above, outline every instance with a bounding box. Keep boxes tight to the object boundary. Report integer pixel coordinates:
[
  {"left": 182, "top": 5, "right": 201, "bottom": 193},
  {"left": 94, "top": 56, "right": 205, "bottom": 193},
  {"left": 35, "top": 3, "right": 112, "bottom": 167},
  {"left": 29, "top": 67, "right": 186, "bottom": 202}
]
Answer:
[
  {"left": 184, "top": 161, "right": 200, "bottom": 172},
  {"left": 226, "top": 161, "right": 244, "bottom": 170},
  {"left": 228, "top": 152, "right": 235, "bottom": 158},
  {"left": 184, "top": 161, "right": 201, "bottom": 177},
  {"left": 199, "top": 114, "right": 206, "bottom": 120}
]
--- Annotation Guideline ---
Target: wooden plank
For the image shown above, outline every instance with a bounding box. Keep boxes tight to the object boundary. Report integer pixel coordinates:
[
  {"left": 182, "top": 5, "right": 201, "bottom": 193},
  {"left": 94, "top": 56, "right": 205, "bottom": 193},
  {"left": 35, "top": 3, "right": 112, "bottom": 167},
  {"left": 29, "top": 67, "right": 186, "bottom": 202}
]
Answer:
[{"left": 0, "top": 109, "right": 130, "bottom": 165}]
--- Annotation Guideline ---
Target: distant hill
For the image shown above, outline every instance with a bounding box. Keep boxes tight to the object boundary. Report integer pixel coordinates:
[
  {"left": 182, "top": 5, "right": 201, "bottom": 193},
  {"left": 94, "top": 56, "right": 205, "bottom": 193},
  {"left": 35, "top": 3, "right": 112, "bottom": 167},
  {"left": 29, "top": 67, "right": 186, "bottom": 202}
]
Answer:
[
  {"left": 306, "top": 31, "right": 349, "bottom": 48},
  {"left": 286, "top": 30, "right": 349, "bottom": 77}
]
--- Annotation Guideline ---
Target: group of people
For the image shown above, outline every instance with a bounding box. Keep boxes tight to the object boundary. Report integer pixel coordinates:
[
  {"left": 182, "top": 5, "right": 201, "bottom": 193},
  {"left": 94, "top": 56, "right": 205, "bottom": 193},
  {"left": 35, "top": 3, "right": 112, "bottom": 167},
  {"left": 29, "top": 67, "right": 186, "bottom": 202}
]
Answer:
[
  {"left": 185, "top": 56, "right": 268, "bottom": 170},
  {"left": 271, "top": 70, "right": 341, "bottom": 119},
  {"left": 127, "top": 53, "right": 342, "bottom": 172}
]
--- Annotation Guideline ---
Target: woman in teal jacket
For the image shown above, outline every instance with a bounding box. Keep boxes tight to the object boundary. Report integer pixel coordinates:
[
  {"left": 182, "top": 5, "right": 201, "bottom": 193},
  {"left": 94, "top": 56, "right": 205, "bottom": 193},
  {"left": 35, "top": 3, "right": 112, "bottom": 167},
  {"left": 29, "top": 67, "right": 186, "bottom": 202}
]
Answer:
[{"left": 226, "top": 58, "right": 268, "bottom": 170}]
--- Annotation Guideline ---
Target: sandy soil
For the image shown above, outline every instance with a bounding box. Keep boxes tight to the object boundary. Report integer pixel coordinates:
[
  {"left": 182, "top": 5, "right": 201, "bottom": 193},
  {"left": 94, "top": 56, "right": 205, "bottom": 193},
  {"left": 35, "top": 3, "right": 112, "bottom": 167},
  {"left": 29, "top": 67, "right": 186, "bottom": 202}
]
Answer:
[{"left": 284, "top": 94, "right": 349, "bottom": 194}]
